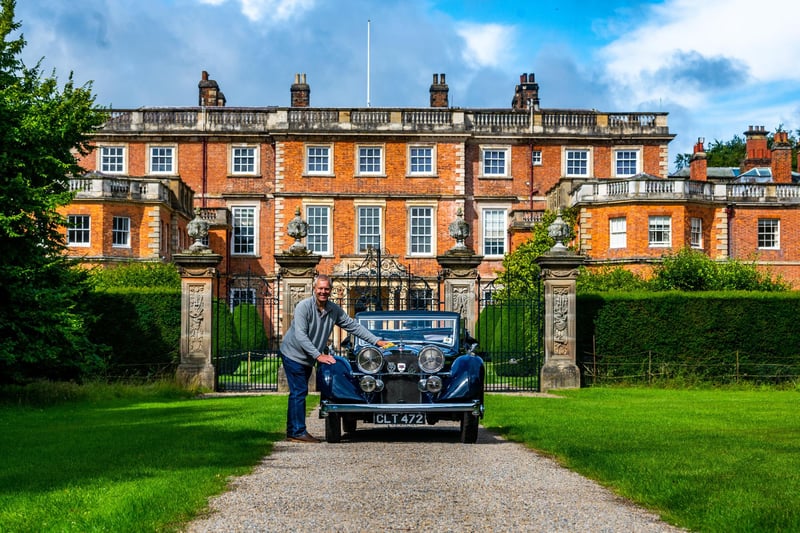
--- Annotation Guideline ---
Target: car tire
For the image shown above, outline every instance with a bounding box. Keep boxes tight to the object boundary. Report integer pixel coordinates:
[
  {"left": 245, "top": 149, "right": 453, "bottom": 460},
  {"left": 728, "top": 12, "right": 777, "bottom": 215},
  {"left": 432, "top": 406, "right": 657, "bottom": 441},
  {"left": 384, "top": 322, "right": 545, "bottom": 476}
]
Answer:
[
  {"left": 343, "top": 415, "right": 357, "bottom": 434},
  {"left": 459, "top": 412, "right": 479, "bottom": 444},
  {"left": 325, "top": 414, "right": 342, "bottom": 443}
]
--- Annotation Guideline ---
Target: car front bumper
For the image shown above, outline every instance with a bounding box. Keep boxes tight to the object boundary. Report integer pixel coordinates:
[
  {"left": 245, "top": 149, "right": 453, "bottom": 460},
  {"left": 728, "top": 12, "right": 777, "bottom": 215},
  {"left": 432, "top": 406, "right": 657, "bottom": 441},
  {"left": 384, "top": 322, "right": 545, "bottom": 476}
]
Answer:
[{"left": 319, "top": 399, "right": 484, "bottom": 418}]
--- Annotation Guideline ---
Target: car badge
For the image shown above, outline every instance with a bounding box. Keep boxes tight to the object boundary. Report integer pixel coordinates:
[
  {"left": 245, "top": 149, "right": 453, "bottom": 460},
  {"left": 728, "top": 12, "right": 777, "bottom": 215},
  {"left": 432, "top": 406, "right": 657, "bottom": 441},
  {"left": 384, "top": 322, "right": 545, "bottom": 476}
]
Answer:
[
  {"left": 398, "top": 363, "right": 406, "bottom": 372},
  {"left": 387, "top": 362, "right": 396, "bottom": 372}
]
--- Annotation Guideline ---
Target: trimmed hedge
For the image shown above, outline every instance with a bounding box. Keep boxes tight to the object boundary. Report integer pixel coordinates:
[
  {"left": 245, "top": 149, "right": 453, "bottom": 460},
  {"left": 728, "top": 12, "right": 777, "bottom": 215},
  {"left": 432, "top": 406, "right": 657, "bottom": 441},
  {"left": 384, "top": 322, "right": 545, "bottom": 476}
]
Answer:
[
  {"left": 87, "top": 288, "right": 181, "bottom": 377},
  {"left": 577, "top": 291, "right": 800, "bottom": 382}
]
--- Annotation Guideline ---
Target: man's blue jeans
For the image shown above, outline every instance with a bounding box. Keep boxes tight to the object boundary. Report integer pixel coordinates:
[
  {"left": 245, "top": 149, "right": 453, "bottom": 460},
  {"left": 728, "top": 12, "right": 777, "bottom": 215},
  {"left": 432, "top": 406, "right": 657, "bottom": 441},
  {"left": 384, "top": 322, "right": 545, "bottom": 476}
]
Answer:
[{"left": 282, "top": 354, "right": 313, "bottom": 438}]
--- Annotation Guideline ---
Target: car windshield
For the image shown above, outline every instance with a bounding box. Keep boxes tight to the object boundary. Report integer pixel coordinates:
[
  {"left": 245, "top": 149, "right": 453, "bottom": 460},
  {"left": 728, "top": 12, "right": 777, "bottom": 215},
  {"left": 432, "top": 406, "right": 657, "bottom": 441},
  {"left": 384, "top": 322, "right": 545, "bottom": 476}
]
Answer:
[{"left": 357, "top": 317, "right": 458, "bottom": 348}]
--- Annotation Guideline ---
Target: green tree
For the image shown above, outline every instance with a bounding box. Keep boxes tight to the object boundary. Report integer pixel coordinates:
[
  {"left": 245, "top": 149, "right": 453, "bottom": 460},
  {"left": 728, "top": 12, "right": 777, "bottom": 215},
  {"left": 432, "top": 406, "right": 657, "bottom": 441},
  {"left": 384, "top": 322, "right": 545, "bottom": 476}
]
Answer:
[
  {"left": 0, "top": 0, "right": 108, "bottom": 383},
  {"left": 674, "top": 127, "right": 799, "bottom": 172},
  {"left": 493, "top": 208, "right": 578, "bottom": 301}
]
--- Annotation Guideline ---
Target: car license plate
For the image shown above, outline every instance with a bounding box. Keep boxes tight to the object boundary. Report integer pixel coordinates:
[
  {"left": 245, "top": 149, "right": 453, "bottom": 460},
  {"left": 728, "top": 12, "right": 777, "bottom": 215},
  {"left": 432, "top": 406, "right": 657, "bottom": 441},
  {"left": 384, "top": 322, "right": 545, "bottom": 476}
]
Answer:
[{"left": 374, "top": 413, "right": 425, "bottom": 425}]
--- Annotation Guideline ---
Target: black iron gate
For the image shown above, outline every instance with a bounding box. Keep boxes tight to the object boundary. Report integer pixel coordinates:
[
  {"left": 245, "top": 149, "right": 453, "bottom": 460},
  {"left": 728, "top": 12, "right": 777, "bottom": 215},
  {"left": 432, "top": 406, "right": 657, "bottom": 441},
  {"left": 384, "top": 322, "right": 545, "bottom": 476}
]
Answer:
[
  {"left": 475, "top": 277, "right": 543, "bottom": 392},
  {"left": 333, "top": 246, "right": 441, "bottom": 314},
  {"left": 211, "top": 249, "right": 543, "bottom": 392},
  {"left": 213, "top": 270, "right": 281, "bottom": 391}
]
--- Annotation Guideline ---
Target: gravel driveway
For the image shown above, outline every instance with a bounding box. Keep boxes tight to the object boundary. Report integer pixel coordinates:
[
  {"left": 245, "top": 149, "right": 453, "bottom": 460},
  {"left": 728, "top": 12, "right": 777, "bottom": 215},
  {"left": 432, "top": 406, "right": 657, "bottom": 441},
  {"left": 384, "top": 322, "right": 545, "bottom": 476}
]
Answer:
[{"left": 186, "top": 407, "right": 686, "bottom": 532}]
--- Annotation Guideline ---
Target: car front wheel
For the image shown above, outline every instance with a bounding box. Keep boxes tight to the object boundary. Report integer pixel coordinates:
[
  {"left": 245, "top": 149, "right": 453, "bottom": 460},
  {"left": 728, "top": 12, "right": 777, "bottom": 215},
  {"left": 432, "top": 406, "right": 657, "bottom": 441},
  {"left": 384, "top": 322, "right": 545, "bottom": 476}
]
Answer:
[
  {"left": 325, "top": 414, "right": 342, "bottom": 443},
  {"left": 459, "top": 412, "right": 479, "bottom": 444}
]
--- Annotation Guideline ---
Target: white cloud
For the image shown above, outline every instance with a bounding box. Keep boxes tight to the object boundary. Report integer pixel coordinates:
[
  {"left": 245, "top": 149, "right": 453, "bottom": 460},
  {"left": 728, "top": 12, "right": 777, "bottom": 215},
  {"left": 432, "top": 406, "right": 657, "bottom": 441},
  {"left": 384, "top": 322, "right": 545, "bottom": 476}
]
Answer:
[
  {"left": 195, "top": 0, "right": 316, "bottom": 23},
  {"left": 456, "top": 23, "right": 514, "bottom": 69},
  {"left": 599, "top": 0, "right": 800, "bottom": 107}
]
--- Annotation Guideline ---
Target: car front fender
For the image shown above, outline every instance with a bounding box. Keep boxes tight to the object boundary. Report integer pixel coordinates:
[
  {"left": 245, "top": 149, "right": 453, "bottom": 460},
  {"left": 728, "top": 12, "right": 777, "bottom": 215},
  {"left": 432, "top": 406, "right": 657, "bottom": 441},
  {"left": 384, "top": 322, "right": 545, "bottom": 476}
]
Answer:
[
  {"left": 438, "top": 355, "right": 484, "bottom": 402},
  {"left": 316, "top": 356, "right": 366, "bottom": 403}
]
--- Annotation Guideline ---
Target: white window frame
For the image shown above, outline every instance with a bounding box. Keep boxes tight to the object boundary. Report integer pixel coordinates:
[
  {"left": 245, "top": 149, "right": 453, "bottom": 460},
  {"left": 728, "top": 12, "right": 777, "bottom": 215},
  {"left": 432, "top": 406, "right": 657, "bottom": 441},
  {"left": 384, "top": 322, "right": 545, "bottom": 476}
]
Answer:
[
  {"left": 112, "top": 216, "right": 131, "bottom": 248},
  {"left": 356, "top": 145, "right": 384, "bottom": 176},
  {"left": 481, "top": 207, "right": 508, "bottom": 257},
  {"left": 565, "top": 148, "right": 591, "bottom": 177},
  {"left": 480, "top": 146, "right": 510, "bottom": 178},
  {"left": 408, "top": 145, "right": 436, "bottom": 176},
  {"left": 230, "top": 204, "right": 258, "bottom": 256},
  {"left": 148, "top": 145, "right": 176, "bottom": 175},
  {"left": 99, "top": 145, "right": 126, "bottom": 174},
  {"left": 304, "top": 202, "right": 333, "bottom": 255},
  {"left": 407, "top": 203, "right": 436, "bottom": 256},
  {"left": 354, "top": 201, "right": 385, "bottom": 253},
  {"left": 230, "top": 145, "right": 259, "bottom": 176},
  {"left": 757, "top": 219, "right": 780, "bottom": 250},
  {"left": 648, "top": 215, "right": 672, "bottom": 248},
  {"left": 614, "top": 149, "right": 640, "bottom": 177},
  {"left": 531, "top": 150, "right": 542, "bottom": 166},
  {"left": 67, "top": 215, "right": 91, "bottom": 247},
  {"left": 690, "top": 217, "right": 703, "bottom": 248},
  {"left": 609, "top": 217, "right": 627, "bottom": 249},
  {"left": 306, "top": 144, "right": 333, "bottom": 176}
]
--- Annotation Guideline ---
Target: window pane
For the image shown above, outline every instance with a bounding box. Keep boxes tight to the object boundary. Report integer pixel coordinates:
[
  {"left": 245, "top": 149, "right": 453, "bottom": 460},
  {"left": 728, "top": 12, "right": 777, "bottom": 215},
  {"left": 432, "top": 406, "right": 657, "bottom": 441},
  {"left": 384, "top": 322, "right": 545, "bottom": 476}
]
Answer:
[
  {"left": 615, "top": 150, "right": 638, "bottom": 176},
  {"left": 483, "top": 149, "right": 506, "bottom": 175},
  {"left": 566, "top": 150, "right": 588, "bottom": 176},
  {"left": 358, "top": 206, "right": 381, "bottom": 252},
  {"left": 359, "top": 147, "right": 382, "bottom": 174},
  {"left": 410, "top": 147, "right": 433, "bottom": 174},
  {"left": 233, "top": 147, "right": 255, "bottom": 173},
  {"left": 690, "top": 218, "right": 703, "bottom": 248},
  {"left": 409, "top": 206, "right": 433, "bottom": 254},
  {"left": 306, "top": 206, "right": 330, "bottom": 254},
  {"left": 101, "top": 147, "right": 124, "bottom": 173},
  {"left": 531, "top": 150, "right": 542, "bottom": 165},
  {"left": 232, "top": 207, "right": 256, "bottom": 255},
  {"left": 150, "top": 147, "right": 173, "bottom": 173},
  {"left": 112, "top": 216, "right": 130, "bottom": 247},
  {"left": 609, "top": 217, "right": 626, "bottom": 248},
  {"left": 648, "top": 216, "right": 671, "bottom": 247},
  {"left": 307, "top": 146, "right": 330, "bottom": 173},
  {"left": 483, "top": 209, "right": 506, "bottom": 256},
  {"left": 67, "top": 215, "right": 91, "bottom": 245},
  {"left": 758, "top": 219, "right": 779, "bottom": 249}
]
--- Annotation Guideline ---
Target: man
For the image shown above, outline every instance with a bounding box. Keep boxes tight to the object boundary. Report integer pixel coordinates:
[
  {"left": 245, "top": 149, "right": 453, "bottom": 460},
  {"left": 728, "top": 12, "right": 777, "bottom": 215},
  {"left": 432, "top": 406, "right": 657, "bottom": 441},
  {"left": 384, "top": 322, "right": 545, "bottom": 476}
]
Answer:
[{"left": 280, "top": 274, "right": 390, "bottom": 443}]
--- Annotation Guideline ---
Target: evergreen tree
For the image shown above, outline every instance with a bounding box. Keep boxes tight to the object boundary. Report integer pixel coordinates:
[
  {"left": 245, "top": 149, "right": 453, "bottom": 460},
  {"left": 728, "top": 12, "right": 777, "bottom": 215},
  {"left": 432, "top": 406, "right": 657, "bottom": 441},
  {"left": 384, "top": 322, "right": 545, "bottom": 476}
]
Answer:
[{"left": 0, "top": 0, "right": 108, "bottom": 383}]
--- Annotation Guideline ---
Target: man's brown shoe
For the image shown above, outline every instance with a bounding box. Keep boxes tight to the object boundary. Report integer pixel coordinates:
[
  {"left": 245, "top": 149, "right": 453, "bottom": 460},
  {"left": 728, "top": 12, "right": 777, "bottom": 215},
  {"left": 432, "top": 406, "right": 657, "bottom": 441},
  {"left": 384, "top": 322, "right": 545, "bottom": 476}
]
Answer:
[{"left": 288, "top": 432, "right": 321, "bottom": 443}]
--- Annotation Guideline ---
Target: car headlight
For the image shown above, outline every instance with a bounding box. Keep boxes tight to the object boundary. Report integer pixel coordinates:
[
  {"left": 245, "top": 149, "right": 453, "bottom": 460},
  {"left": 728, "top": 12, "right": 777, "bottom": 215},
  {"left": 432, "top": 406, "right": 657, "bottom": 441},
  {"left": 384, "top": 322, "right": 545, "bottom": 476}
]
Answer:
[
  {"left": 357, "top": 347, "right": 383, "bottom": 374},
  {"left": 418, "top": 346, "right": 444, "bottom": 373}
]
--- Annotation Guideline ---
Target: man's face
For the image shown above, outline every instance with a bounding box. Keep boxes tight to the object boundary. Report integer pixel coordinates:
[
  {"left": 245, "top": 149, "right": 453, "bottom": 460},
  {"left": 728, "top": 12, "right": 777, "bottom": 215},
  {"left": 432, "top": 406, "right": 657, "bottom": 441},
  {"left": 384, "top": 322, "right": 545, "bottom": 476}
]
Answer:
[{"left": 314, "top": 279, "right": 332, "bottom": 306}]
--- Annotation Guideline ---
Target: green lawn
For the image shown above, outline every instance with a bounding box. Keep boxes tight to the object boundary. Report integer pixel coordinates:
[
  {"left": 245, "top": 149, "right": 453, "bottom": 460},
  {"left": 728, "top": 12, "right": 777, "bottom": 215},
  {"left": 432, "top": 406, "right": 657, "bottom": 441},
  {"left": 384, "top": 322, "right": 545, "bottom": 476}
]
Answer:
[
  {"left": 483, "top": 387, "right": 800, "bottom": 532},
  {"left": 0, "top": 383, "right": 307, "bottom": 532},
  {"left": 1, "top": 384, "right": 798, "bottom": 532}
]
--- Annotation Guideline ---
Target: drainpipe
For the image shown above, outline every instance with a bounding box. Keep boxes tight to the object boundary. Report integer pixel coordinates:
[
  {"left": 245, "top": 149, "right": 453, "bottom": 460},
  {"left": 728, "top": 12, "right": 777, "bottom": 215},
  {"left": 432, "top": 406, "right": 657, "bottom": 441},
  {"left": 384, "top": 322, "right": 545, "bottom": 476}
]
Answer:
[{"left": 529, "top": 144, "right": 535, "bottom": 210}]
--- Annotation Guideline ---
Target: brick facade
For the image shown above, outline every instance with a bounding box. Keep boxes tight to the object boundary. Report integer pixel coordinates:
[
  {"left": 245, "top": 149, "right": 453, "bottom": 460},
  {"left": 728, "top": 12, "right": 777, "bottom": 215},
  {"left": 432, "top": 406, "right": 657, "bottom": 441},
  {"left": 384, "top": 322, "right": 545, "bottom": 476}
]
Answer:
[{"left": 72, "top": 71, "right": 800, "bottom": 292}]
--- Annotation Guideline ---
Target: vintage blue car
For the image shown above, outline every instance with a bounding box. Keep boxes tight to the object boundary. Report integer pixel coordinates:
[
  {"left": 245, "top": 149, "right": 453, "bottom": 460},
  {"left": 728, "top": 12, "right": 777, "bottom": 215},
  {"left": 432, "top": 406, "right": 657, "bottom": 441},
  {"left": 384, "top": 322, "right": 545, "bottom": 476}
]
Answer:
[{"left": 317, "top": 310, "right": 484, "bottom": 443}]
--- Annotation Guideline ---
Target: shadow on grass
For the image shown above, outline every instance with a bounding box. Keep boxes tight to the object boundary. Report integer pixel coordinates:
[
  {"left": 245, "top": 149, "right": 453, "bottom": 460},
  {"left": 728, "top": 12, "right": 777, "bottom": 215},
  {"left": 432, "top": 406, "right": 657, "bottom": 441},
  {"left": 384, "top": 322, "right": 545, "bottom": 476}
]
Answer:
[{"left": 0, "top": 398, "right": 284, "bottom": 495}]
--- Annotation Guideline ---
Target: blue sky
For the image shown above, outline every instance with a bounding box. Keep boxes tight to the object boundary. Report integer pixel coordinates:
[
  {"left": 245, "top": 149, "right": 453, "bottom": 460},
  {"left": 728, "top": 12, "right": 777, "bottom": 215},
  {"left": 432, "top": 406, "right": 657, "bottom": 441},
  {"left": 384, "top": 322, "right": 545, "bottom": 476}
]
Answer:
[{"left": 15, "top": 0, "right": 800, "bottom": 167}]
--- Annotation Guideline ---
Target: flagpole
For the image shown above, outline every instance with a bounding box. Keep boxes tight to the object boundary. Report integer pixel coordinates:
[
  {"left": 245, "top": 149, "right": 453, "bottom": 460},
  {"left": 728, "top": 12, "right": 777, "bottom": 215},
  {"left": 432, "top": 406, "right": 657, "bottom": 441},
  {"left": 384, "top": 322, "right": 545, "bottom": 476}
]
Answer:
[{"left": 367, "top": 19, "right": 371, "bottom": 107}]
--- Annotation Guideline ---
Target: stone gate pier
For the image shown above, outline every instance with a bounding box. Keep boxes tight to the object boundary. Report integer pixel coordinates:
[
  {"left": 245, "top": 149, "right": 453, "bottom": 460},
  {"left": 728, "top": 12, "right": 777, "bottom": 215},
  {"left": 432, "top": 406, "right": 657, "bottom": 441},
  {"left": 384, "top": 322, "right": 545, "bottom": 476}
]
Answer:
[{"left": 535, "top": 212, "right": 585, "bottom": 392}]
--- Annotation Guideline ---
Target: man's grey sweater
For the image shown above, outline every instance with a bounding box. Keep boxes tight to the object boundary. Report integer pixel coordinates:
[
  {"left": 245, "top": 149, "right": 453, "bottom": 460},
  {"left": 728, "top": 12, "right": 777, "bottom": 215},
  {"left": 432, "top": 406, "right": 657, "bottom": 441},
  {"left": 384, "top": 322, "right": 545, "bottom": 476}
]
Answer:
[{"left": 280, "top": 297, "right": 381, "bottom": 367}]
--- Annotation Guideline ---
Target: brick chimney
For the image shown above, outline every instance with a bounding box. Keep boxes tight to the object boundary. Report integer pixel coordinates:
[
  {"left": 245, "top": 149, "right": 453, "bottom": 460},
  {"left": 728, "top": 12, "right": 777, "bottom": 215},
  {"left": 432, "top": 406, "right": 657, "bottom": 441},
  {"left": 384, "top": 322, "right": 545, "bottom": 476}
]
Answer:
[
  {"left": 689, "top": 138, "right": 707, "bottom": 181},
  {"left": 198, "top": 71, "right": 226, "bottom": 107},
  {"left": 511, "top": 72, "right": 540, "bottom": 111},
  {"left": 771, "top": 130, "right": 792, "bottom": 183},
  {"left": 742, "top": 125, "right": 770, "bottom": 172},
  {"left": 291, "top": 73, "right": 310, "bottom": 108},
  {"left": 429, "top": 73, "right": 449, "bottom": 108}
]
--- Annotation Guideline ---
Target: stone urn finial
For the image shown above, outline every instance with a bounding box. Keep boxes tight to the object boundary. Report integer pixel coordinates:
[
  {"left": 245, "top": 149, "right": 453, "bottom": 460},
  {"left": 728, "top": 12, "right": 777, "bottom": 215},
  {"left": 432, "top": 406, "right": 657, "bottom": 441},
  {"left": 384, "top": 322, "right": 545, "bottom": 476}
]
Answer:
[
  {"left": 547, "top": 210, "right": 571, "bottom": 252},
  {"left": 448, "top": 207, "right": 470, "bottom": 251},
  {"left": 187, "top": 208, "right": 211, "bottom": 253},
  {"left": 287, "top": 207, "right": 309, "bottom": 253}
]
